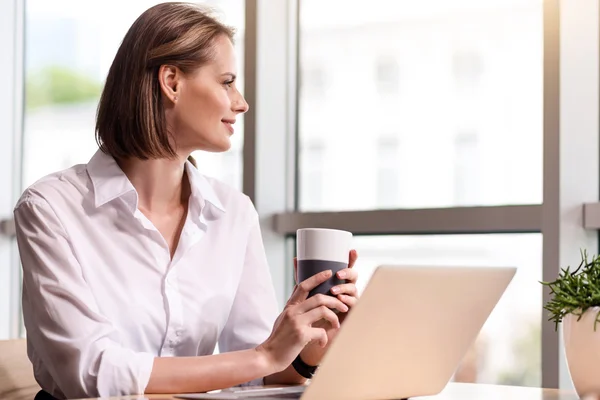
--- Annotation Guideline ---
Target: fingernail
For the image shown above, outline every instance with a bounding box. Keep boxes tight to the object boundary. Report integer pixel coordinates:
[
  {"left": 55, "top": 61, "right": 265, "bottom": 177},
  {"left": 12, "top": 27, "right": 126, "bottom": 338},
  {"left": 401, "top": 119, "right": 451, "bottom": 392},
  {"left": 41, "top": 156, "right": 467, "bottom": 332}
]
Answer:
[
  {"left": 323, "top": 270, "right": 332, "bottom": 277},
  {"left": 337, "top": 271, "right": 346, "bottom": 279},
  {"left": 331, "top": 287, "right": 340, "bottom": 294}
]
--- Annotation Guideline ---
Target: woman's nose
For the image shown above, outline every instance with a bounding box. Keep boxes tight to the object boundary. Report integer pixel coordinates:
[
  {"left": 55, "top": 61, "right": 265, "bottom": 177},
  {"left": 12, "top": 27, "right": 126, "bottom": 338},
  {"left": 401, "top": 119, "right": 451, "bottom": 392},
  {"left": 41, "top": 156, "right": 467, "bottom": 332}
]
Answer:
[{"left": 233, "top": 91, "right": 249, "bottom": 114}]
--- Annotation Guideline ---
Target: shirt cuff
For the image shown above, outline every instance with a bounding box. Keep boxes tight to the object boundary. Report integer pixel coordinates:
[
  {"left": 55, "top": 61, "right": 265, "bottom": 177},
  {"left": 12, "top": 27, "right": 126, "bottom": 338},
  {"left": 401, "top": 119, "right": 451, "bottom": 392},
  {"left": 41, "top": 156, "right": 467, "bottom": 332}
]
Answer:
[{"left": 97, "top": 348, "right": 155, "bottom": 397}]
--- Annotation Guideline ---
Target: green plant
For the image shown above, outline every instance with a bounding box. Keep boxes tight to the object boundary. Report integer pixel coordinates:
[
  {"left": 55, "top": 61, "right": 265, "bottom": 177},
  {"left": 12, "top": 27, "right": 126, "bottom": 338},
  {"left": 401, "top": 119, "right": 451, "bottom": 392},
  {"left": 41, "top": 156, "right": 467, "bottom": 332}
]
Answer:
[
  {"left": 541, "top": 250, "right": 600, "bottom": 331},
  {"left": 26, "top": 66, "right": 102, "bottom": 110}
]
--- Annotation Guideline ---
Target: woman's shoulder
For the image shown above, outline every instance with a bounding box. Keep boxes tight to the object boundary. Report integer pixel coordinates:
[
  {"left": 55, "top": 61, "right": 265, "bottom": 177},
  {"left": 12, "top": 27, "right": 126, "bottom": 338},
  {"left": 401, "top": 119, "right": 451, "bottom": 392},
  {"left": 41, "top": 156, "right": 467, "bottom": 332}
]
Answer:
[{"left": 15, "top": 164, "right": 89, "bottom": 211}]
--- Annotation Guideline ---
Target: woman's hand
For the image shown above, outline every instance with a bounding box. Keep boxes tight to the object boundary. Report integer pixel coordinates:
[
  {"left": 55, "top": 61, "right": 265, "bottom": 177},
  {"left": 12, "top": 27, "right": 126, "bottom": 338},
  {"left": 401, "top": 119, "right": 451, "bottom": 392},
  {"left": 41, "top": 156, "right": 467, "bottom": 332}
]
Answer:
[
  {"left": 256, "top": 270, "right": 349, "bottom": 374},
  {"left": 296, "top": 250, "right": 359, "bottom": 366}
]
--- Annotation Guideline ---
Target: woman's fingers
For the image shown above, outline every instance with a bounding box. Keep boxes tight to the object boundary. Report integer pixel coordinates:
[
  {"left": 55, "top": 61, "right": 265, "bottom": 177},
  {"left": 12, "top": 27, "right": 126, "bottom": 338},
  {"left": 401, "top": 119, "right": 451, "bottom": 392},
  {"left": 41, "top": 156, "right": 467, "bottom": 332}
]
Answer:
[
  {"left": 330, "top": 282, "right": 358, "bottom": 297},
  {"left": 296, "top": 293, "right": 348, "bottom": 314},
  {"left": 337, "top": 294, "right": 358, "bottom": 308},
  {"left": 302, "top": 305, "right": 341, "bottom": 330},
  {"left": 334, "top": 267, "right": 359, "bottom": 283},
  {"left": 288, "top": 270, "right": 333, "bottom": 304},
  {"left": 348, "top": 249, "right": 358, "bottom": 268},
  {"left": 308, "top": 327, "right": 329, "bottom": 348}
]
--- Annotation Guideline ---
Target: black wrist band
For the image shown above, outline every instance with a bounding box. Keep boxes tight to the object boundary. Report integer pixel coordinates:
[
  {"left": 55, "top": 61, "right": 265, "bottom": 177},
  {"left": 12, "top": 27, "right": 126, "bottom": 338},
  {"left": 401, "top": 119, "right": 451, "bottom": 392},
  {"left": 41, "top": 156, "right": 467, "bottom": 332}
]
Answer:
[{"left": 292, "top": 354, "right": 318, "bottom": 379}]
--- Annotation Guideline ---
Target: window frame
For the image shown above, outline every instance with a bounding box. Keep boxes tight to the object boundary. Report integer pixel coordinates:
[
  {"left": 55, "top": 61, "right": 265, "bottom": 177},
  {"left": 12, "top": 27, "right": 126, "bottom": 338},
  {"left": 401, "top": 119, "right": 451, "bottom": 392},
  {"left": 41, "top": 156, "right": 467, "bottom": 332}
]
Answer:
[
  {"left": 244, "top": 0, "right": 600, "bottom": 390},
  {"left": 0, "top": 0, "right": 25, "bottom": 340}
]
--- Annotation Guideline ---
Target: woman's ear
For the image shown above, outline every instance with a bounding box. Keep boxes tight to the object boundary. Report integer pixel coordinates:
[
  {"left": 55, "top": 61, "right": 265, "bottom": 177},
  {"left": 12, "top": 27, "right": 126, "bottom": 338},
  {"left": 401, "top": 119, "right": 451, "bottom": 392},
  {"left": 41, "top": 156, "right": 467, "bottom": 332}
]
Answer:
[{"left": 158, "top": 65, "right": 180, "bottom": 104}]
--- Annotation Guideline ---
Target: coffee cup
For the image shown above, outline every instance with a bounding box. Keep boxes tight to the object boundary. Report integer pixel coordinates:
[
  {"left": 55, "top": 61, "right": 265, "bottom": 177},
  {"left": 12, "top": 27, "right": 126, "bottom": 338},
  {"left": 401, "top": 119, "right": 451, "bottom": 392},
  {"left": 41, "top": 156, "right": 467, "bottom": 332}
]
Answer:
[{"left": 296, "top": 228, "right": 353, "bottom": 298}]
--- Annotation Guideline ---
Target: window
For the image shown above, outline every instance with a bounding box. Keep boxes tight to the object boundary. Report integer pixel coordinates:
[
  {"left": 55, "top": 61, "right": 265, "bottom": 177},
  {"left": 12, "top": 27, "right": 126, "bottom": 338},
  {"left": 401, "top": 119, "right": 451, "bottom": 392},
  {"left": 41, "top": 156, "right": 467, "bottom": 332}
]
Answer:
[
  {"left": 375, "top": 57, "right": 400, "bottom": 94},
  {"left": 23, "top": 0, "right": 245, "bottom": 190},
  {"left": 454, "top": 132, "right": 480, "bottom": 205},
  {"left": 298, "top": 0, "right": 543, "bottom": 211},
  {"left": 301, "top": 66, "right": 327, "bottom": 96},
  {"left": 220, "top": 148, "right": 242, "bottom": 189},
  {"left": 299, "top": 141, "right": 325, "bottom": 209},
  {"left": 376, "top": 136, "right": 400, "bottom": 208},
  {"left": 352, "top": 233, "right": 541, "bottom": 387},
  {"left": 452, "top": 49, "right": 484, "bottom": 87}
]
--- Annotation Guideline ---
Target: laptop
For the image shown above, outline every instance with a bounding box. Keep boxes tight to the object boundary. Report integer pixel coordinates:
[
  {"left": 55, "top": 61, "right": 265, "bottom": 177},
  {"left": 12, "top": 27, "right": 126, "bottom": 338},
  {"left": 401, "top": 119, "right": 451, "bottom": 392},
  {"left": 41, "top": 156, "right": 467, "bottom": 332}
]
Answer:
[{"left": 176, "top": 265, "right": 516, "bottom": 400}]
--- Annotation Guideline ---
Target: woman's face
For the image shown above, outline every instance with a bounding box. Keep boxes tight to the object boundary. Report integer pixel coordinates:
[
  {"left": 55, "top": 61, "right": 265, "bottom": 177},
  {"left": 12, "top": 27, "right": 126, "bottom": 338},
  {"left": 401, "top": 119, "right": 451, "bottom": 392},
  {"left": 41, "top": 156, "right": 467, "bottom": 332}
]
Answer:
[{"left": 163, "top": 34, "right": 248, "bottom": 155}]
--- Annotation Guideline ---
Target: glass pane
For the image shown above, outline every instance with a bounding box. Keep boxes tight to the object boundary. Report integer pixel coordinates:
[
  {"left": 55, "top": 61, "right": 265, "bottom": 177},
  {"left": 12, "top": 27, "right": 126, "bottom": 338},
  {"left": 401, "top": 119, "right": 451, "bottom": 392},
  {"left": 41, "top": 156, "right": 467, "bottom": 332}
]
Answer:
[
  {"left": 352, "top": 233, "right": 541, "bottom": 387},
  {"left": 298, "top": 0, "right": 543, "bottom": 211},
  {"left": 24, "top": 0, "right": 245, "bottom": 190}
]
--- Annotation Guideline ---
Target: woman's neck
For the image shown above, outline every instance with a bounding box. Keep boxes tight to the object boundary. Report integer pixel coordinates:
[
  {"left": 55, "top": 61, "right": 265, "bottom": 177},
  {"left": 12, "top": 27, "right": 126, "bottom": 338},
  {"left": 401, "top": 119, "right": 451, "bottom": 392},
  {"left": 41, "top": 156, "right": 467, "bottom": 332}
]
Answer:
[{"left": 117, "top": 156, "right": 191, "bottom": 214}]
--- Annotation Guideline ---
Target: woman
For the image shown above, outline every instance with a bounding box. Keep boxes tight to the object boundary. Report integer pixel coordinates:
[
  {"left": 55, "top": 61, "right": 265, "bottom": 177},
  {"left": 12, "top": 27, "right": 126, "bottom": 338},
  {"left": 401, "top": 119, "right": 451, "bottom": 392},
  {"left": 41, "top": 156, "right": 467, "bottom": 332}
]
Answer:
[{"left": 14, "top": 2, "right": 359, "bottom": 399}]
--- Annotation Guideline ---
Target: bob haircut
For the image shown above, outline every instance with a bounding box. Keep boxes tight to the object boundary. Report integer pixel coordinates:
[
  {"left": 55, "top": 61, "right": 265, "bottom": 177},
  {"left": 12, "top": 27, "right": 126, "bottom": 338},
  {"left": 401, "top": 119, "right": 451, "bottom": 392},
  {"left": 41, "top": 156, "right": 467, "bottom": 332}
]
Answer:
[{"left": 95, "top": 2, "right": 235, "bottom": 161}]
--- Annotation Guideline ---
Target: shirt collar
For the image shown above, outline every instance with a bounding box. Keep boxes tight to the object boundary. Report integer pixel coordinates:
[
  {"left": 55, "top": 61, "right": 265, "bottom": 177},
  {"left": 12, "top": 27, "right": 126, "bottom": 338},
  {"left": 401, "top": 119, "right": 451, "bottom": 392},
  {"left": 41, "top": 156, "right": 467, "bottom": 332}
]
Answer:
[
  {"left": 184, "top": 159, "right": 226, "bottom": 217},
  {"left": 86, "top": 149, "right": 226, "bottom": 218},
  {"left": 87, "top": 149, "right": 137, "bottom": 210}
]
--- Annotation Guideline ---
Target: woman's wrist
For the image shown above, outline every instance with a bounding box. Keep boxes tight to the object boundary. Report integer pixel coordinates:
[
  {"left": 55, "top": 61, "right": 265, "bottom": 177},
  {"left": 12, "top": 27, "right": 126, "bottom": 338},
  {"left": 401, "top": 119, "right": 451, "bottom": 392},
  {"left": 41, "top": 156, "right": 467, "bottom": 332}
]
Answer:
[
  {"left": 254, "top": 344, "right": 279, "bottom": 376},
  {"left": 298, "top": 346, "right": 322, "bottom": 367}
]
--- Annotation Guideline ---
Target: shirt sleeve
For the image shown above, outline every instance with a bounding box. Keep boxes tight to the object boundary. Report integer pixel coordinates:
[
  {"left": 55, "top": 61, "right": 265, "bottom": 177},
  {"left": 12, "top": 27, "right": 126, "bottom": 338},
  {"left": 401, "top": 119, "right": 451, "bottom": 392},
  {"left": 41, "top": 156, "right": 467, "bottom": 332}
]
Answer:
[
  {"left": 217, "top": 202, "right": 280, "bottom": 386},
  {"left": 14, "top": 196, "right": 155, "bottom": 399}
]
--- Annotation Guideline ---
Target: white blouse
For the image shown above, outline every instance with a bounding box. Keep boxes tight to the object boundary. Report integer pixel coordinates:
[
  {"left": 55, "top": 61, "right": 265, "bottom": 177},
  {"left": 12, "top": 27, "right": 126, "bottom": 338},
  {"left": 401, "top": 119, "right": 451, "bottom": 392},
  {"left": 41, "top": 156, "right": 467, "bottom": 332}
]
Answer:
[{"left": 13, "top": 149, "right": 279, "bottom": 399}]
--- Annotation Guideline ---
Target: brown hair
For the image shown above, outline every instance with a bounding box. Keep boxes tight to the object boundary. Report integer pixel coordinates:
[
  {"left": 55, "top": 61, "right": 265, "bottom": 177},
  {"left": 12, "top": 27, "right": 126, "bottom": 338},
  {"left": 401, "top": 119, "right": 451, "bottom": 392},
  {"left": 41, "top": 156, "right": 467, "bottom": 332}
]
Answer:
[{"left": 95, "top": 2, "right": 235, "bottom": 161}]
